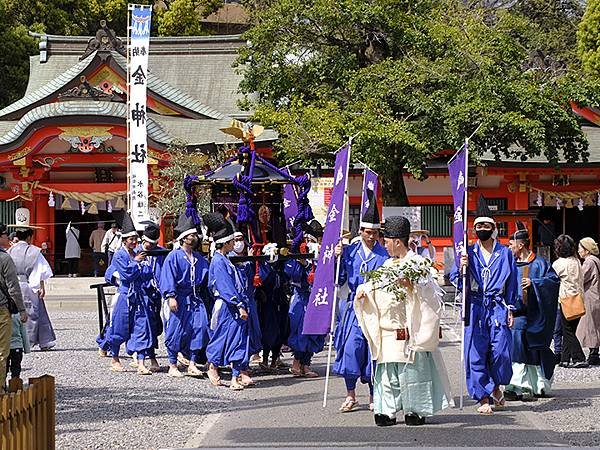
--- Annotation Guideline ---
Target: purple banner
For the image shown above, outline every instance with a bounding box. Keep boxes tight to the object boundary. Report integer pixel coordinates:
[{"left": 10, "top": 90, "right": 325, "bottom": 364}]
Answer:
[
  {"left": 283, "top": 168, "right": 299, "bottom": 231},
  {"left": 360, "top": 167, "right": 378, "bottom": 219},
  {"left": 448, "top": 143, "right": 468, "bottom": 267},
  {"left": 303, "top": 143, "right": 351, "bottom": 335}
]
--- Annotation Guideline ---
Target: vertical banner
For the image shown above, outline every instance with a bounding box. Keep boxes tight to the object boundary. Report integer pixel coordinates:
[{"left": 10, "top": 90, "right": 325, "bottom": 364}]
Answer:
[
  {"left": 283, "top": 168, "right": 299, "bottom": 231},
  {"left": 303, "top": 143, "right": 351, "bottom": 335},
  {"left": 448, "top": 143, "right": 468, "bottom": 267},
  {"left": 128, "top": 4, "right": 152, "bottom": 228},
  {"left": 360, "top": 167, "right": 378, "bottom": 219}
]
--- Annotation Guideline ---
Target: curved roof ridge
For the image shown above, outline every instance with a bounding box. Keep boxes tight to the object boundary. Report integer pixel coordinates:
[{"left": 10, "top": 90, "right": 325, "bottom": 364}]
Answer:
[
  {"left": 0, "top": 101, "right": 173, "bottom": 148},
  {"left": 0, "top": 52, "right": 97, "bottom": 120}
]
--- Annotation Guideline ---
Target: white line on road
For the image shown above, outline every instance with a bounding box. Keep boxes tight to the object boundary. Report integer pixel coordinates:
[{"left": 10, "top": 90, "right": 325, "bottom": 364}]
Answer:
[{"left": 179, "top": 412, "right": 223, "bottom": 449}]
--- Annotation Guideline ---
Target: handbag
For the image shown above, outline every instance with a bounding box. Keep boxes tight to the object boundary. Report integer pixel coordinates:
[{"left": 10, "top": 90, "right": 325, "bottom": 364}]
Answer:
[{"left": 561, "top": 292, "right": 586, "bottom": 321}]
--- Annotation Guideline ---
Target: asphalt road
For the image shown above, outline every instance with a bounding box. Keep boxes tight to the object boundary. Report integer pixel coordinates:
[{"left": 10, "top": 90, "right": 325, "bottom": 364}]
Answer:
[{"left": 176, "top": 314, "right": 572, "bottom": 449}]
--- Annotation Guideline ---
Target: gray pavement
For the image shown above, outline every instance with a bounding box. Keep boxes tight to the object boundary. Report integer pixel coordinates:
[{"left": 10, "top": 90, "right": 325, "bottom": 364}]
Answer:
[{"left": 179, "top": 321, "right": 571, "bottom": 449}]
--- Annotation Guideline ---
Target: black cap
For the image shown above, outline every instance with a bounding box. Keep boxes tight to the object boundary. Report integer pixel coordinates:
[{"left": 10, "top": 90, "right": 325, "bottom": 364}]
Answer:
[
  {"left": 174, "top": 213, "right": 198, "bottom": 241},
  {"left": 202, "top": 212, "right": 235, "bottom": 244},
  {"left": 113, "top": 211, "right": 137, "bottom": 238},
  {"left": 360, "top": 189, "right": 381, "bottom": 229},
  {"left": 474, "top": 194, "right": 495, "bottom": 225},
  {"left": 303, "top": 219, "right": 323, "bottom": 240},
  {"left": 511, "top": 220, "right": 529, "bottom": 241},
  {"left": 143, "top": 222, "right": 160, "bottom": 243},
  {"left": 383, "top": 216, "right": 411, "bottom": 239}
]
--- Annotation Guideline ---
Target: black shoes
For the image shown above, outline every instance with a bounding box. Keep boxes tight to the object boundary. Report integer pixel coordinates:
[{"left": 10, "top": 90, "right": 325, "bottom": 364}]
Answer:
[
  {"left": 404, "top": 413, "right": 426, "bottom": 426},
  {"left": 571, "top": 361, "right": 590, "bottom": 368},
  {"left": 504, "top": 390, "right": 523, "bottom": 401},
  {"left": 374, "top": 414, "right": 397, "bottom": 427},
  {"left": 588, "top": 357, "right": 600, "bottom": 366}
]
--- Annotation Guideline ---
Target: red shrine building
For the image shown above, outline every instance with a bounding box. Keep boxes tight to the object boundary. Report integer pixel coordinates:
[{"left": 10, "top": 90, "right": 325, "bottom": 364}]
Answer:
[
  {"left": 0, "top": 24, "right": 275, "bottom": 274},
  {"left": 1, "top": 23, "right": 598, "bottom": 275}
]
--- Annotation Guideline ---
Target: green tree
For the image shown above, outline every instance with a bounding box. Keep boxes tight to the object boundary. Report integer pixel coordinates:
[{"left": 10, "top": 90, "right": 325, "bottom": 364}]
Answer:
[
  {"left": 0, "top": 0, "right": 223, "bottom": 107},
  {"left": 578, "top": 0, "right": 600, "bottom": 77},
  {"left": 238, "top": 0, "right": 599, "bottom": 204}
]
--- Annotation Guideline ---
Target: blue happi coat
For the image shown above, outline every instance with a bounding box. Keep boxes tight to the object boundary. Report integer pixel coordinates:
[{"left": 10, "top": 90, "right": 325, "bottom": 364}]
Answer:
[
  {"left": 104, "top": 247, "right": 153, "bottom": 355},
  {"left": 160, "top": 248, "right": 210, "bottom": 355},
  {"left": 206, "top": 252, "right": 249, "bottom": 368},
  {"left": 285, "top": 259, "right": 325, "bottom": 354},
  {"left": 452, "top": 240, "right": 518, "bottom": 401},
  {"left": 513, "top": 255, "right": 559, "bottom": 380},
  {"left": 256, "top": 262, "right": 289, "bottom": 351},
  {"left": 138, "top": 245, "right": 166, "bottom": 351},
  {"left": 333, "top": 241, "right": 389, "bottom": 380},
  {"left": 231, "top": 256, "right": 263, "bottom": 358}
]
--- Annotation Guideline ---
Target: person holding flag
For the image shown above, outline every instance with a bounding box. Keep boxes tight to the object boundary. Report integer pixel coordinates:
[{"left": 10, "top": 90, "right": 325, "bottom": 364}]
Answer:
[
  {"left": 333, "top": 190, "right": 388, "bottom": 412},
  {"left": 285, "top": 219, "right": 326, "bottom": 378},
  {"left": 452, "top": 195, "right": 518, "bottom": 414},
  {"left": 505, "top": 221, "right": 559, "bottom": 400}
]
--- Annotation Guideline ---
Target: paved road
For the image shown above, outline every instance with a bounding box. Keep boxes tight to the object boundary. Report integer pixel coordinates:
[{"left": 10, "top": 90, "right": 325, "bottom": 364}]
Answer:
[{"left": 178, "top": 316, "right": 571, "bottom": 449}]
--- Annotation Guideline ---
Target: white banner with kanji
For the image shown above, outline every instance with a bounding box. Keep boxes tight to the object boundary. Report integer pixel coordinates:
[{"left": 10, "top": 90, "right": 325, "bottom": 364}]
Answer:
[{"left": 128, "top": 4, "right": 152, "bottom": 228}]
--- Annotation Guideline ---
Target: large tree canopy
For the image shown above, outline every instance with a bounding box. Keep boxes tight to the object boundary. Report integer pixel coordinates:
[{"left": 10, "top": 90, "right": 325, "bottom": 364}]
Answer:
[
  {"left": 238, "top": 0, "right": 600, "bottom": 204},
  {"left": 0, "top": 0, "right": 222, "bottom": 108},
  {"left": 579, "top": 0, "right": 600, "bottom": 77}
]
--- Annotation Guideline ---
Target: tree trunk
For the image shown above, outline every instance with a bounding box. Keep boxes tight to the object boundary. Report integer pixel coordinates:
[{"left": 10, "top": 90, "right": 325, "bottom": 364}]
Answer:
[{"left": 382, "top": 166, "right": 409, "bottom": 206}]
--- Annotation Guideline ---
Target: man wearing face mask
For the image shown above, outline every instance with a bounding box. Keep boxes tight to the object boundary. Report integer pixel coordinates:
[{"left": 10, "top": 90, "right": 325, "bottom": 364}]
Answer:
[
  {"left": 160, "top": 213, "right": 210, "bottom": 378},
  {"left": 452, "top": 195, "right": 518, "bottom": 415},
  {"left": 333, "top": 190, "right": 389, "bottom": 413},
  {"left": 285, "top": 219, "right": 326, "bottom": 378},
  {"left": 203, "top": 213, "right": 250, "bottom": 390}
]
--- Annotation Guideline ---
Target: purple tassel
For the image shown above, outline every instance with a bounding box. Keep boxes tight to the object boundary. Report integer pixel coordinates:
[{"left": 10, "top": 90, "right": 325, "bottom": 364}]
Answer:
[
  {"left": 232, "top": 174, "right": 255, "bottom": 225},
  {"left": 291, "top": 174, "right": 314, "bottom": 252},
  {"left": 183, "top": 175, "right": 201, "bottom": 225}
]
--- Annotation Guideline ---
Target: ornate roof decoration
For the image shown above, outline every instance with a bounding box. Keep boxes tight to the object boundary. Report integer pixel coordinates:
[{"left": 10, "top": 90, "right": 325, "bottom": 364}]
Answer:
[
  {"left": 80, "top": 20, "right": 126, "bottom": 61},
  {"left": 57, "top": 76, "right": 117, "bottom": 102}
]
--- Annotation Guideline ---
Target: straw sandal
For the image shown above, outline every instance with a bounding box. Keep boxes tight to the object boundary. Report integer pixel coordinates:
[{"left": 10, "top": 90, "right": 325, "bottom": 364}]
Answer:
[
  {"left": 477, "top": 403, "right": 494, "bottom": 415},
  {"left": 167, "top": 367, "right": 185, "bottom": 378},
  {"left": 110, "top": 362, "right": 125, "bottom": 372},
  {"left": 339, "top": 399, "right": 359, "bottom": 413},
  {"left": 491, "top": 392, "right": 506, "bottom": 409},
  {"left": 230, "top": 379, "right": 245, "bottom": 391},
  {"left": 137, "top": 366, "right": 152, "bottom": 375},
  {"left": 207, "top": 371, "right": 223, "bottom": 386},
  {"left": 187, "top": 366, "right": 204, "bottom": 378}
]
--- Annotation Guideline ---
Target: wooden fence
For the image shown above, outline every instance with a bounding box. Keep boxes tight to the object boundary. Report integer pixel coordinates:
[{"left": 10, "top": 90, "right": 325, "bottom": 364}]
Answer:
[{"left": 0, "top": 375, "right": 56, "bottom": 450}]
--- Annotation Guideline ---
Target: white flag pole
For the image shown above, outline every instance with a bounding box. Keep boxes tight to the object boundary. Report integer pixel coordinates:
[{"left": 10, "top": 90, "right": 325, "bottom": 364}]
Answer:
[
  {"left": 322, "top": 137, "right": 353, "bottom": 408},
  {"left": 459, "top": 137, "right": 469, "bottom": 410}
]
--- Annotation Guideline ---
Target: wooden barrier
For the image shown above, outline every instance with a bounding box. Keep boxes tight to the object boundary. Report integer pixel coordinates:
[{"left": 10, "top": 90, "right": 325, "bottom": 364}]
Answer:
[{"left": 0, "top": 375, "right": 56, "bottom": 450}]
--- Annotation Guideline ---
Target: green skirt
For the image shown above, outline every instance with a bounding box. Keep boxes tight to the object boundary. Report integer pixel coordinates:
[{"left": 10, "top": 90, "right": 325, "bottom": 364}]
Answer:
[
  {"left": 505, "top": 363, "right": 552, "bottom": 396},
  {"left": 374, "top": 352, "right": 450, "bottom": 419}
]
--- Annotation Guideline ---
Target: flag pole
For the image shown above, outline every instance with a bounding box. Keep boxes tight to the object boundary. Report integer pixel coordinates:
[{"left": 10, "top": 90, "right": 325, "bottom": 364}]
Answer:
[
  {"left": 459, "top": 137, "right": 469, "bottom": 410},
  {"left": 322, "top": 136, "right": 353, "bottom": 408}
]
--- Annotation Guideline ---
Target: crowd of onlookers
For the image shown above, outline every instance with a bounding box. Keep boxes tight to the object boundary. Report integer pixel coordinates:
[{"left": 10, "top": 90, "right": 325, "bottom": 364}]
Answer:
[{"left": 552, "top": 235, "right": 600, "bottom": 368}]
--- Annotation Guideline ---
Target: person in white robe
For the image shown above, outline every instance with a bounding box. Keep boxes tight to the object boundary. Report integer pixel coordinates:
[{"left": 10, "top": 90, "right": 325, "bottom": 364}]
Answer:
[{"left": 355, "top": 215, "right": 452, "bottom": 426}]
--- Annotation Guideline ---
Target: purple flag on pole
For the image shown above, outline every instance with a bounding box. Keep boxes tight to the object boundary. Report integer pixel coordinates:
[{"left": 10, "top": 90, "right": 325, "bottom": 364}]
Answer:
[
  {"left": 360, "top": 167, "right": 378, "bottom": 219},
  {"left": 448, "top": 143, "right": 468, "bottom": 267},
  {"left": 283, "top": 168, "right": 299, "bottom": 231},
  {"left": 302, "top": 143, "right": 351, "bottom": 335}
]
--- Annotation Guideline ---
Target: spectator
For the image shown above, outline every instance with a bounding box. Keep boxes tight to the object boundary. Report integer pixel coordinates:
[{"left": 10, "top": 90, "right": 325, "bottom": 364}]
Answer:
[
  {"left": 89, "top": 222, "right": 107, "bottom": 277},
  {"left": 552, "top": 235, "right": 588, "bottom": 368},
  {"left": 576, "top": 238, "right": 600, "bottom": 366},
  {"left": 102, "top": 223, "right": 121, "bottom": 266},
  {"left": 6, "top": 309, "right": 30, "bottom": 383},
  {"left": 0, "top": 223, "right": 27, "bottom": 390},
  {"left": 65, "top": 222, "right": 81, "bottom": 277}
]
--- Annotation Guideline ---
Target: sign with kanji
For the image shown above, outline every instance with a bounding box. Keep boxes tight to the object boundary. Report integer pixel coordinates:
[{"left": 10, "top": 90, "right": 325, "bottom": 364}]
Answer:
[{"left": 128, "top": 4, "right": 152, "bottom": 228}]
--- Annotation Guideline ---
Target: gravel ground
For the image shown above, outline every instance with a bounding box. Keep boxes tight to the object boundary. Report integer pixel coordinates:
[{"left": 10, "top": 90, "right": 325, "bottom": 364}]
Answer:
[
  {"left": 18, "top": 304, "right": 600, "bottom": 448},
  {"left": 20, "top": 310, "right": 237, "bottom": 450}
]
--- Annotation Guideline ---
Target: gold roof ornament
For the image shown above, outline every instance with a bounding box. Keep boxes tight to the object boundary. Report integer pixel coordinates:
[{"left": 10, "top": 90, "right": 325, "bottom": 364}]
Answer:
[{"left": 219, "top": 119, "right": 264, "bottom": 142}]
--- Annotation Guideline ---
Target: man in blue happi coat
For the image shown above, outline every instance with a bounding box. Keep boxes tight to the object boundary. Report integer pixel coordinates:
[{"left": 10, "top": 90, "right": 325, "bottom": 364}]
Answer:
[
  {"left": 137, "top": 222, "right": 166, "bottom": 372},
  {"left": 333, "top": 190, "right": 388, "bottom": 412},
  {"left": 505, "top": 221, "right": 559, "bottom": 400},
  {"left": 454, "top": 196, "right": 518, "bottom": 414},
  {"left": 285, "top": 219, "right": 326, "bottom": 378},
  {"left": 103, "top": 212, "right": 154, "bottom": 375},
  {"left": 203, "top": 213, "right": 250, "bottom": 391},
  {"left": 160, "top": 213, "right": 210, "bottom": 378}
]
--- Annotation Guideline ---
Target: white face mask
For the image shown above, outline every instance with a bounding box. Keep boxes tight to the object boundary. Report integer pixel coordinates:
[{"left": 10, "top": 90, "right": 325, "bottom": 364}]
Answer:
[
  {"left": 307, "top": 242, "right": 320, "bottom": 256},
  {"left": 233, "top": 241, "right": 245, "bottom": 254}
]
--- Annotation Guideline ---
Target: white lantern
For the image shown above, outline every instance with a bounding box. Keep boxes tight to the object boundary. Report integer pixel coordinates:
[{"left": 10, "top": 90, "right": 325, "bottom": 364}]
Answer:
[
  {"left": 577, "top": 198, "right": 584, "bottom": 211},
  {"left": 107, "top": 200, "right": 113, "bottom": 213},
  {"left": 536, "top": 191, "right": 543, "bottom": 207},
  {"left": 48, "top": 191, "right": 55, "bottom": 207},
  {"left": 80, "top": 201, "right": 86, "bottom": 215}
]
